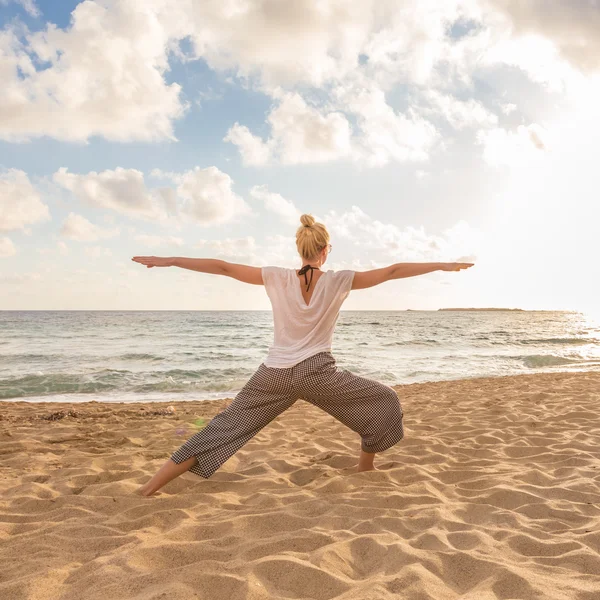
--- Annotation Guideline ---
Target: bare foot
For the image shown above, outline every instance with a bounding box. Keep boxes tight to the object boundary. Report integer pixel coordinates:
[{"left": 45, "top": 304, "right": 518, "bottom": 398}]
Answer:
[{"left": 356, "top": 466, "right": 378, "bottom": 473}]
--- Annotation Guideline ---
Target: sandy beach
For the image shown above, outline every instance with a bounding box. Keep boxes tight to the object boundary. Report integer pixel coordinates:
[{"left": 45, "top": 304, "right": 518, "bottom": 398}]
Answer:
[{"left": 1, "top": 370, "right": 600, "bottom": 599}]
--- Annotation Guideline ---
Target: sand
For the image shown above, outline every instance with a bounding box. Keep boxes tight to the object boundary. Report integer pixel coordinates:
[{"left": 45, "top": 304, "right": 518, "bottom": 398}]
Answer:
[{"left": 1, "top": 370, "right": 600, "bottom": 600}]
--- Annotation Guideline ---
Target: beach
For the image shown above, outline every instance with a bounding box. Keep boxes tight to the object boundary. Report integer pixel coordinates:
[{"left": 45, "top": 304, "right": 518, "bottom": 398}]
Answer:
[{"left": 1, "top": 370, "right": 600, "bottom": 600}]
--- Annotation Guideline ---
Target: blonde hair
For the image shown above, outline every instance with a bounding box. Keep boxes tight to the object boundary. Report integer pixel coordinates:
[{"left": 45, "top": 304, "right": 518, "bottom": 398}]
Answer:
[{"left": 296, "top": 214, "right": 330, "bottom": 260}]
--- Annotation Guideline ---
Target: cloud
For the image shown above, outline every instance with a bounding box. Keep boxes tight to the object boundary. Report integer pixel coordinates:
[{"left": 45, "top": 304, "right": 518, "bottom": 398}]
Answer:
[
  {"left": 223, "top": 124, "right": 272, "bottom": 166},
  {"left": 37, "top": 240, "right": 69, "bottom": 256},
  {"left": 84, "top": 245, "right": 113, "bottom": 258},
  {"left": 60, "top": 213, "right": 120, "bottom": 242},
  {"left": 227, "top": 84, "right": 440, "bottom": 167},
  {"left": 416, "top": 89, "right": 499, "bottom": 129},
  {"left": 250, "top": 185, "right": 301, "bottom": 225},
  {"left": 0, "top": 236, "right": 16, "bottom": 257},
  {"left": 193, "top": 233, "right": 305, "bottom": 267},
  {"left": 54, "top": 165, "right": 250, "bottom": 226},
  {"left": 225, "top": 92, "right": 353, "bottom": 165},
  {"left": 152, "top": 166, "right": 252, "bottom": 226},
  {"left": 134, "top": 234, "right": 184, "bottom": 247},
  {"left": 195, "top": 236, "right": 258, "bottom": 259},
  {"left": 182, "top": 1, "right": 375, "bottom": 90},
  {"left": 186, "top": 204, "right": 483, "bottom": 270},
  {"left": 0, "top": 168, "right": 50, "bottom": 232},
  {"left": 476, "top": 123, "right": 549, "bottom": 167},
  {"left": 53, "top": 167, "right": 168, "bottom": 221},
  {"left": 180, "top": 1, "right": 500, "bottom": 92},
  {"left": 0, "top": 271, "right": 42, "bottom": 284},
  {"left": 1, "top": 0, "right": 597, "bottom": 167},
  {"left": 322, "top": 205, "right": 482, "bottom": 260},
  {"left": 333, "top": 82, "right": 440, "bottom": 166},
  {"left": 0, "top": 0, "right": 186, "bottom": 142},
  {"left": 488, "top": 0, "right": 600, "bottom": 74}
]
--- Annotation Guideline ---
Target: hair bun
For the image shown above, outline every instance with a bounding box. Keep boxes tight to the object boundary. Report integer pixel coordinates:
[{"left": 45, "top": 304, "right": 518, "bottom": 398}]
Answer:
[{"left": 300, "top": 214, "right": 316, "bottom": 228}]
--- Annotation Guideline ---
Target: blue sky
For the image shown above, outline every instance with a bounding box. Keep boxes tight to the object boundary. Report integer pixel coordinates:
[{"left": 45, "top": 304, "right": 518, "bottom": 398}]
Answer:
[{"left": 1, "top": 0, "right": 599, "bottom": 316}]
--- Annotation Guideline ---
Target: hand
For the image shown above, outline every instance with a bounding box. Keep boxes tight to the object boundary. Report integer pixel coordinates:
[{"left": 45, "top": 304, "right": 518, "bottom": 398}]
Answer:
[
  {"left": 131, "top": 256, "right": 173, "bottom": 268},
  {"left": 440, "top": 262, "right": 474, "bottom": 272}
]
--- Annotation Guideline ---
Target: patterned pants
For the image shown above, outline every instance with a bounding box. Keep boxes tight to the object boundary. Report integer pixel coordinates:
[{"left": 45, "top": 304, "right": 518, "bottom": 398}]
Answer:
[{"left": 170, "top": 351, "right": 405, "bottom": 478}]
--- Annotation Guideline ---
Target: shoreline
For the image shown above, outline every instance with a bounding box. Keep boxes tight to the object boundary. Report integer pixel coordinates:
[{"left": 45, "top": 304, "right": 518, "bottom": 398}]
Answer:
[{"left": 3, "top": 368, "right": 597, "bottom": 407}]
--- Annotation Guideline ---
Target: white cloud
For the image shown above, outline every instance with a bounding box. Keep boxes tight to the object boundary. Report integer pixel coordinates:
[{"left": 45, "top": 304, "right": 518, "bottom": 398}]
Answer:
[
  {"left": 0, "top": 0, "right": 186, "bottom": 142},
  {"left": 0, "top": 236, "right": 16, "bottom": 257},
  {"left": 36, "top": 240, "right": 69, "bottom": 256},
  {"left": 225, "top": 92, "right": 353, "bottom": 165},
  {"left": 323, "top": 205, "right": 482, "bottom": 261},
  {"left": 250, "top": 185, "right": 301, "bottom": 225},
  {"left": 1, "top": 0, "right": 596, "bottom": 165},
  {"left": 501, "top": 102, "right": 517, "bottom": 115},
  {"left": 192, "top": 233, "right": 306, "bottom": 267},
  {"left": 333, "top": 82, "right": 439, "bottom": 167},
  {"left": 195, "top": 236, "right": 258, "bottom": 259},
  {"left": 54, "top": 165, "right": 249, "bottom": 226},
  {"left": 183, "top": 1, "right": 375, "bottom": 90},
  {"left": 227, "top": 83, "right": 440, "bottom": 167},
  {"left": 481, "top": 33, "right": 574, "bottom": 93},
  {"left": 476, "top": 123, "right": 549, "bottom": 167},
  {"left": 187, "top": 205, "right": 483, "bottom": 270},
  {"left": 134, "top": 234, "right": 184, "bottom": 247},
  {"left": 223, "top": 124, "right": 272, "bottom": 166},
  {"left": 488, "top": 0, "right": 600, "bottom": 74},
  {"left": 84, "top": 245, "right": 113, "bottom": 258},
  {"left": 53, "top": 167, "right": 168, "bottom": 221},
  {"left": 0, "top": 271, "right": 41, "bottom": 284},
  {"left": 153, "top": 166, "right": 252, "bottom": 226},
  {"left": 0, "top": 168, "right": 50, "bottom": 232},
  {"left": 60, "top": 213, "right": 120, "bottom": 242},
  {"left": 261, "top": 234, "right": 304, "bottom": 266},
  {"left": 417, "top": 89, "right": 499, "bottom": 130}
]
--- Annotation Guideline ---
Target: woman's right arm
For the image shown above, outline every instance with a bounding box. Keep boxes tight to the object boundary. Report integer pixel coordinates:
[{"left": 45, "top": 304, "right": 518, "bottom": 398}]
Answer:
[
  {"left": 351, "top": 262, "right": 474, "bottom": 290},
  {"left": 131, "top": 256, "right": 264, "bottom": 285},
  {"left": 171, "top": 257, "right": 226, "bottom": 274},
  {"left": 132, "top": 256, "right": 226, "bottom": 273}
]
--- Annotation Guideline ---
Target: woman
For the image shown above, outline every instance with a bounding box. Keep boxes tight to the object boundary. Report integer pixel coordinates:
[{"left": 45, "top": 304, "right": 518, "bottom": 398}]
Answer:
[{"left": 132, "top": 213, "right": 473, "bottom": 496}]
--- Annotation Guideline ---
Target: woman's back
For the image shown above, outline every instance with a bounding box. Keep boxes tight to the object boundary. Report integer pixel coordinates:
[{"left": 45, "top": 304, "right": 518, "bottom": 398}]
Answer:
[{"left": 261, "top": 266, "right": 354, "bottom": 368}]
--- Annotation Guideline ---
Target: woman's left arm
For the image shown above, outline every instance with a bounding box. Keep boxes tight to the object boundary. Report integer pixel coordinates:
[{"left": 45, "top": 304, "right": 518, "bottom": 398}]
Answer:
[{"left": 131, "top": 256, "right": 264, "bottom": 285}]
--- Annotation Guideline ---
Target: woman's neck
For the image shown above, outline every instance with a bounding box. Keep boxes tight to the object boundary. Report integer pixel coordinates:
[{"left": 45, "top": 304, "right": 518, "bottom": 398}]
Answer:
[{"left": 299, "top": 262, "right": 321, "bottom": 269}]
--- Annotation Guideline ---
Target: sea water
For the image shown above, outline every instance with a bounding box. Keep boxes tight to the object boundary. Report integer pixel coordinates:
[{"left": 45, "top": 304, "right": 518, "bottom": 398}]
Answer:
[{"left": 1, "top": 310, "right": 598, "bottom": 403}]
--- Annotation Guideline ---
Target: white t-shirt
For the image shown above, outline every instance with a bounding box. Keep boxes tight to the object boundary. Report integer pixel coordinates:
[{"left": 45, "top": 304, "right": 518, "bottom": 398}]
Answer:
[{"left": 261, "top": 266, "right": 355, "bottom": 368}]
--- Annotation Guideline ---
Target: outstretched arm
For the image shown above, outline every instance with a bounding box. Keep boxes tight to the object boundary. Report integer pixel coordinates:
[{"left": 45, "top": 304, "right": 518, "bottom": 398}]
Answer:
[
  {"left": 351, "top": 262, "right": 474, "bottom": 290},
  {"left": 131, "top": 256, "right": 264, "bottom": 285}
]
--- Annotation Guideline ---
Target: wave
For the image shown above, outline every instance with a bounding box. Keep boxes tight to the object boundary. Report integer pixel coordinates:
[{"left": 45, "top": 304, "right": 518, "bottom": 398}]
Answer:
[
  {"left": 117, "top": 353, "right": 164, "bottom": 361},
  {"left": 1, "top": 352, "right": 168, "bottom": 364},
  {"left": 520, "top": 355, "right": 587, "bottom": 368},
  {"left": 382, "top": 339, "right": 439, "bottom": 346},
  {"left": 0, "top": 368, "right": 256, "bottom": 400},
  {"left": 519, "top": 337, "right": 598, "bottom": 346}
]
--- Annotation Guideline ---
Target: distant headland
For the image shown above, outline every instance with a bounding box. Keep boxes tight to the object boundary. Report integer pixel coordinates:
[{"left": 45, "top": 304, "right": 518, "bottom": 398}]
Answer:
[
  {"left": 438, "top": 308, "right": 524, "bottom": 311},
  {"left": 404, "top": 308, "right": 525, "bottom": 312}
]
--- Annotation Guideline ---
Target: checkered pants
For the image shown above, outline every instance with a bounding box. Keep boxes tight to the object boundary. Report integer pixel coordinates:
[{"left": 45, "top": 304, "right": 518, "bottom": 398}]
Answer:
[{"left": 170, "top": 351, "right": 405, "bottom": 478}]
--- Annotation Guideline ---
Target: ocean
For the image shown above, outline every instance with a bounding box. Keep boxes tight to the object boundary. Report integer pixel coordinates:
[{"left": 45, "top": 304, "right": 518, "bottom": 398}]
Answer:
[{"left": 1, "top": 310, "right": 599, "bottom": 404}]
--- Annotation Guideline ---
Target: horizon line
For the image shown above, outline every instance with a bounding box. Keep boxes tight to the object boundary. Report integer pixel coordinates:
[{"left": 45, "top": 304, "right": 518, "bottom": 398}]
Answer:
[{"left": 0, "top": 308, "right": 580, "bottom": 313}]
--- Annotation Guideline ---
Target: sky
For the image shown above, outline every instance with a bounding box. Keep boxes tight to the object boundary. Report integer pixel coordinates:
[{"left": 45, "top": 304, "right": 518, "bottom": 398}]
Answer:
[{"left": 1, "top": 0, "right": 599, "bottom": 314}]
